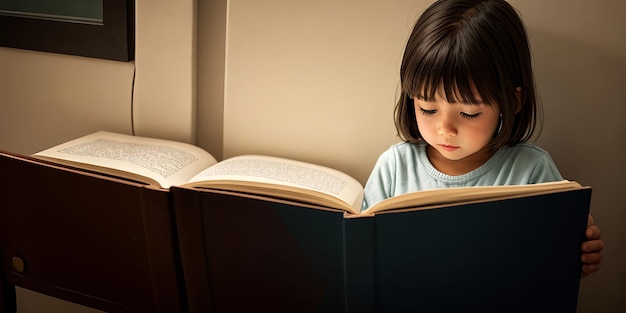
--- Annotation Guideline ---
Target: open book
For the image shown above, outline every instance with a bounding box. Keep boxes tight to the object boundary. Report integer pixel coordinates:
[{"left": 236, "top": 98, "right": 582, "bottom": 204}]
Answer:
[{"left": 33, "top": 131, "right": 584, "bottom": 215}]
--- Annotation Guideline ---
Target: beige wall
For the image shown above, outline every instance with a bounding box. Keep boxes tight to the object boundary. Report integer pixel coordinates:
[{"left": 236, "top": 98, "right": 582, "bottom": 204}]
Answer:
[
  {"left": 0, "top": 48, "right": 134, "bottom": 155},
  {"left": 0, "top": 0, "right": 624, "bottom": 312},
  {"left": 133, "top": 0, "right": 198, "bottom": 143}
]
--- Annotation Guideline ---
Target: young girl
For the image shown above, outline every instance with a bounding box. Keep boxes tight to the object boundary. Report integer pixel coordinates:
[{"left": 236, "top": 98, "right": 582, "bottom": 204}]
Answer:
[{"left": 362, "top": 0, "right": 603, "bottom": 277}]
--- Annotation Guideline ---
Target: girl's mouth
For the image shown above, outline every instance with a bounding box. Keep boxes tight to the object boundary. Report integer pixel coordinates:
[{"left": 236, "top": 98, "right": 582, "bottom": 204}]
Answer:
[{"left": 440, "top": 144, "right": 459, "bottom": 151}]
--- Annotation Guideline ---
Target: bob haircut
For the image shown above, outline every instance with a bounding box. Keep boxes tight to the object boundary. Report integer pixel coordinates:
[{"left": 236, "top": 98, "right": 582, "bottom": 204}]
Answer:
[{"left": 395, "top": 0, "right": 540, "bottom": 150}]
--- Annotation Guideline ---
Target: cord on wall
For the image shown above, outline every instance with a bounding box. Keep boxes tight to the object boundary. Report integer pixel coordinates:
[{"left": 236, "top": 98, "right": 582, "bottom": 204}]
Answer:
[{"left": 130, "top": 64, "right": 137, "bottom": 136}]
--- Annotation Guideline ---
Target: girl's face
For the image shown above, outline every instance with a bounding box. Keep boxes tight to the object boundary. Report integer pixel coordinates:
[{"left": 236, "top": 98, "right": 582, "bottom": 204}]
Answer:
[{"left": 414, "top": 92, "right": 500, "bottom": 175}]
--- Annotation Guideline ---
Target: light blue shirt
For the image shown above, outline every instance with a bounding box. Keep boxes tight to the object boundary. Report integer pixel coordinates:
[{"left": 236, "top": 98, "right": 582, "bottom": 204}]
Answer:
[{"left": 361, "top": 141, "right": 563, "bottom": 211}]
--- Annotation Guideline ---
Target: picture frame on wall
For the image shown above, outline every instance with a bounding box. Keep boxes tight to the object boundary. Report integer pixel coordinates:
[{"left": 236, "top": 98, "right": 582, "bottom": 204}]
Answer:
[{"left": 0, "top": 0, "right": 134, "bottom": 62}]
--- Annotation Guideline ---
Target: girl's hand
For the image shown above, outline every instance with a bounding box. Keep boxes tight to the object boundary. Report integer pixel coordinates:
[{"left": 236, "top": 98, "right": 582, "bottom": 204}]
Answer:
[{"left": 581, "top": 214, "right": 604, "bottom": 278}]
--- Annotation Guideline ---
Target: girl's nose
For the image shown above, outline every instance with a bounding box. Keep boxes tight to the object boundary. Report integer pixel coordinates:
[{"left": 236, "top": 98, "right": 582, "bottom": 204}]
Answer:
[{"left": 437, "top": 116, "right": 458, "bottom": 137}]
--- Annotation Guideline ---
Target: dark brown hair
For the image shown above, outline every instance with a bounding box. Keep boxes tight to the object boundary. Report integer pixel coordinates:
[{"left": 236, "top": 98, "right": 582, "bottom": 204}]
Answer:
[{"left": 394, "top": 0, "right": 540, "bottom": 150}]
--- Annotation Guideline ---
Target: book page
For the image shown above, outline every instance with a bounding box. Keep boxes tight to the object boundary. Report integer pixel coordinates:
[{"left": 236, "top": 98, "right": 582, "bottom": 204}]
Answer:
[
  {"left": 363, "top": 180, "right": 583, "bottom": 214},
  {"left": 185, "top": 155, "right": 364, "bottom": 214},
  {"left": 33, "top": 131, "right": 218, "bottom": 188}
]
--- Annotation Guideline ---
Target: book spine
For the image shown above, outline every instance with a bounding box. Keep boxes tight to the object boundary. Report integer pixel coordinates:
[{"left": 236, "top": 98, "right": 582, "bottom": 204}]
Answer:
[
  {"left": 343, "top": 217, "right": 375, "bottom": 313},
  {"left": 171, "top": 187, "right": 214, "bottom": 313},
  {"left": 140, "top": 187, "right": 188, "bottom": 313}
]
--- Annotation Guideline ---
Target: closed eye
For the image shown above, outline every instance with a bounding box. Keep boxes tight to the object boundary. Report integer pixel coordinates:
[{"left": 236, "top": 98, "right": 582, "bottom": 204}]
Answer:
[
  {"left": 418, "top": 107, "right": 437, "bottom": 116},
  {"left": 460, "top": 112, "right": 481, "bottom": 120}
]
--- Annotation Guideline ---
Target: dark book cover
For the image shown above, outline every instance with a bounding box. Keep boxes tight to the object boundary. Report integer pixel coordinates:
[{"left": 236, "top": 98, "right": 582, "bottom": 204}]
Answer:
[
  {"left": 370, "top": 189, "right": 590, "bottom": 313},
  {"left": 173, "top": 186, "right": 590, "bottom": 313},
  {"left": 173, "top": 188, "right": 347, "bottom": 312}
]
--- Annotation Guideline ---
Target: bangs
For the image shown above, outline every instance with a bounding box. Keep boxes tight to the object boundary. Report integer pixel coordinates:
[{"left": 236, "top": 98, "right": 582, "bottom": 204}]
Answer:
[{"left": 402, "top": 25, "right": 501, "bottom": 106}]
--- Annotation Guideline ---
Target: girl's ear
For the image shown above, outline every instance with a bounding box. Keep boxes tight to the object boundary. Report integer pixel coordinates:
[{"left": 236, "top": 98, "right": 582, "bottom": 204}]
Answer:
[{"left": 515, "top": 87, "right": 523, "bottom": 114}]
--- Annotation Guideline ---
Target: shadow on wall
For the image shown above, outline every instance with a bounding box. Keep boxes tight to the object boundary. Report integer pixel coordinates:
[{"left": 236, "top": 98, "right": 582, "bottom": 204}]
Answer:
[{"left": 531, "top": 30, "right": 626, "bottom": 313}]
